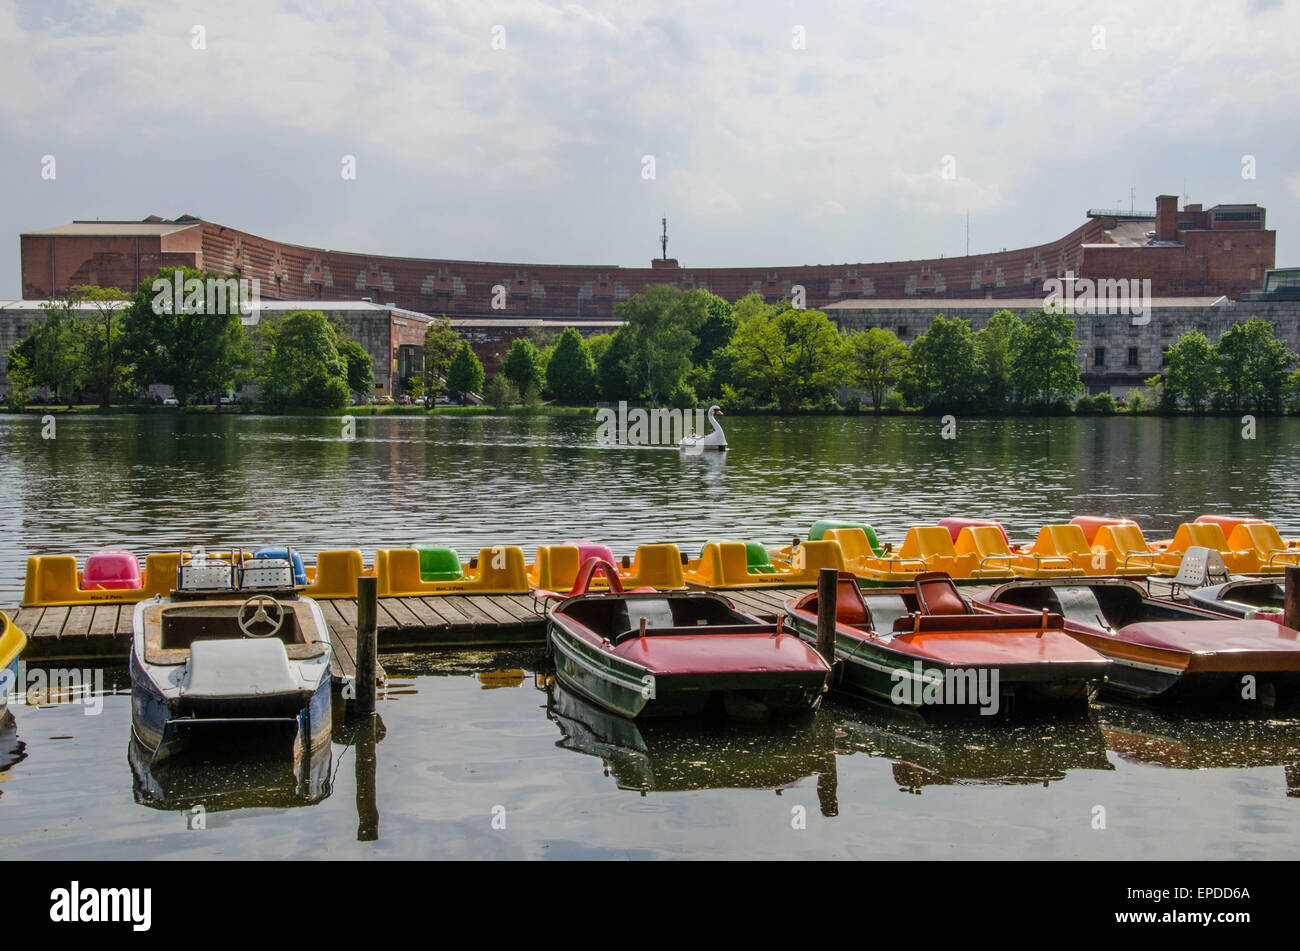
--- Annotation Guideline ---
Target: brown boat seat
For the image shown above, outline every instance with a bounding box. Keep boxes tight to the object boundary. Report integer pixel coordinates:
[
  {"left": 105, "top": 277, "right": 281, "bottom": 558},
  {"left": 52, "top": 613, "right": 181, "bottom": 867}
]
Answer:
[
  {"left": 834, "top": 577, "right": 870, "bottom": 627},
  {"left": 914, "top": 572, "right": 970, "bottom": 615}
]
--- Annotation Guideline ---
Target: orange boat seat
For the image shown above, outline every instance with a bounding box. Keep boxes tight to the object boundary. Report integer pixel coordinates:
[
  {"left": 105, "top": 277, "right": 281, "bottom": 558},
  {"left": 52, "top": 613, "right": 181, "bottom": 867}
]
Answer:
[{"left": 914, "top": 572, "right": 969, "bottom": 615}]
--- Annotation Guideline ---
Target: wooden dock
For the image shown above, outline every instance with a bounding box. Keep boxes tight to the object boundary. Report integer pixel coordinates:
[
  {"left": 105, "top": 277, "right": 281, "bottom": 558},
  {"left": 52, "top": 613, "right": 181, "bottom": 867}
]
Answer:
[{"left": 6, "top": 588, "right": 808, "bottom": 677}]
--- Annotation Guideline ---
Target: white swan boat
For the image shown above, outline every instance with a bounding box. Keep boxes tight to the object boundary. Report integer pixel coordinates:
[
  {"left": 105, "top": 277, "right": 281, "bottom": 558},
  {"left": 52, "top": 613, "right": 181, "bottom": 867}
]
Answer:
[{"left": 679, "top": 404, "right": 728, "bottom": 452}]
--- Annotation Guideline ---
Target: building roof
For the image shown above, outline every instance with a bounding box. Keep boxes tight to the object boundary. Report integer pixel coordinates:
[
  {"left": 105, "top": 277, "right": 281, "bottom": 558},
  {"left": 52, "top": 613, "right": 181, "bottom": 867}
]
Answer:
[
  {"left": 21, "top": 220, "right": 202, "bottom": 238},
  {"left": 822, "top": 297, "right": 1230, "bottom": 311}
]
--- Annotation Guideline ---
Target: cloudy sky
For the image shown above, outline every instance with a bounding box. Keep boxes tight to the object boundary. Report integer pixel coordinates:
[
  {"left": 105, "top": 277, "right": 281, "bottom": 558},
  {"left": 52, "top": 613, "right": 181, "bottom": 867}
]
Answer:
[{"left": 2, "top": 0, "right": 1297, "bottom": 298}]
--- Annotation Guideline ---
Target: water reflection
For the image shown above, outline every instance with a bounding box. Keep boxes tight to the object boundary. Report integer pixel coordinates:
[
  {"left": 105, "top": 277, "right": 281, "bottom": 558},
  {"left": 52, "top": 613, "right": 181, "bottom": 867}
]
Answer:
[
  {"left": 1096, "top": 703, "right": 1300, "bottom": 797},
  {"left": 127, "top": 737, "right": 333, "bottom": 811},
  {"left": 545, "top": 679, "right": 841, "bottom": 815},
  {"left": 832, "top": 701, "right": 1113, "bottom": 792}
]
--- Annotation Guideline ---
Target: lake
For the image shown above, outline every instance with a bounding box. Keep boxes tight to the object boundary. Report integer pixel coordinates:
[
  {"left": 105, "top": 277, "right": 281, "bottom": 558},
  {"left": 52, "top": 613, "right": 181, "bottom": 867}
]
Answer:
[{"left": 1, "top": 411, "right": 1298, "bottom": 859}]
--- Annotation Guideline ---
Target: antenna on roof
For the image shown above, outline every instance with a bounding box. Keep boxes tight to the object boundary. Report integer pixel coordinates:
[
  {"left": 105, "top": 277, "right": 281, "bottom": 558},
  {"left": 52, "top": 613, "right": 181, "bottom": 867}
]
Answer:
[{"left": 660, "top": 218, "right": 668, "bottom": 261}]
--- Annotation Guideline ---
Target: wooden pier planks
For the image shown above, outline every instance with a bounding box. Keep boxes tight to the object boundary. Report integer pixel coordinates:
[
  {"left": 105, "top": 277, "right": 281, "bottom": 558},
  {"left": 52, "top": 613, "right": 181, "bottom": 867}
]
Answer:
[{"left": 6, "top": 587, "right": 816, "bottom": 674}]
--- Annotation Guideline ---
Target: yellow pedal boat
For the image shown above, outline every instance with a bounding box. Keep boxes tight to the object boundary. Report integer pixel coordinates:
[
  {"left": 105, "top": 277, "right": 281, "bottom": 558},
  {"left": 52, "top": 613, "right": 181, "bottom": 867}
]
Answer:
[{"left": 528, "top": 542, "right": 685, "bottom": 593}]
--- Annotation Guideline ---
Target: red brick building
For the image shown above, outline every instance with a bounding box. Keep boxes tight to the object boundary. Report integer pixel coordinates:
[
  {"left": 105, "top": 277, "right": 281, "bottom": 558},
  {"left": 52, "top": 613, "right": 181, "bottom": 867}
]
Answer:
[{"left": 19, "top": 195, "right": 1274, "bottom": 315}]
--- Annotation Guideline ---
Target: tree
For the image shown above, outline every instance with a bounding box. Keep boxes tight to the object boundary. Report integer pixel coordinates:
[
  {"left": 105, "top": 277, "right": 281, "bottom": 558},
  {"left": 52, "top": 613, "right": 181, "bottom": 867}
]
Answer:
[
  {"left": 257, "top": 310, "right": 351, "bottom": 409},
  {"left": 545, "top": 327, "right": 597, "bottom": 402},
  {"left": 846, "top": 327, "right": 906, "bottom": 412},
  {"left": 596, "top": 327, "right": 642, "bottom": 401},
  {"left": 1216, "top": 318, "right": 1296, "bottom": 414},
  {"left": 615, "top": 285, "right": 703, "bottom": 406},
  {"left": 446, "top": 341, "right": 484, "bottom": 401},
  {"left": 1160, "top": 330, "right": 1217, "bottom": 413},
  {"left": 19, "top": 298, "right": 94, "bottom": 406},
  {"left": 691, "top": 292, "right": 737, "bottom": 367},
  {"left": 501, "top": 338, "right": 544, "bottom": 398},
  {"left": 900, "top": 314, "right": 979, "bottom": 410},
  {"left": 975, "top": 309, "right": 1024, "bottom": 410},
  {"left": 723, "top": 296, "right": 846, "bottom": 410},
  {"left": 69, "top": 284, "right": 129, "bottom": 408},
  {"left": 421, "top": 316, "right": 461, "bottom": 406},
  {"left": 1011, "top": 309, "right": 1081, "bottom": 410},
  {"left": 118, "top": 267, "right": 252, "bottom": 404},
  {"left": 485, "top": 373, "right": 511, "bottom": 409},
  {"left": 338, "top": 339, "right": 374, "bottom": 402}
]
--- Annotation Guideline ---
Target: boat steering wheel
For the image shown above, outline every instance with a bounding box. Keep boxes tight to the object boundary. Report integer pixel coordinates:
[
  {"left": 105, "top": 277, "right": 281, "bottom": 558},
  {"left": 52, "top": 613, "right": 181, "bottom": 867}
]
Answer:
[{"left": 238, "top": 595, "right": 285, "bottom": 638}]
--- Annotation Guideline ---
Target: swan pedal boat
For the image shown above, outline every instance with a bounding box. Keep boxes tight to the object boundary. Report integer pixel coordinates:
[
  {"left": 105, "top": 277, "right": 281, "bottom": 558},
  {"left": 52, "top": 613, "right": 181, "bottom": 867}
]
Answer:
[
  {"left": 678, "top": 404, "right": 727, "bottom": 452},
  {"left": 1, "top": 611, "right": 28, "bottom": 719},
  {"left": 130, "top": 550, "right": 332, "bottom": 763},
  {"left": 784, "top": 572, "right": 1109, "bottom": 710},
  {"left": 544, "top": 558, "right": 830, "bottom": 719},
  {"left": 974, "top": 578, "right": 1300, "bottom": 701}
]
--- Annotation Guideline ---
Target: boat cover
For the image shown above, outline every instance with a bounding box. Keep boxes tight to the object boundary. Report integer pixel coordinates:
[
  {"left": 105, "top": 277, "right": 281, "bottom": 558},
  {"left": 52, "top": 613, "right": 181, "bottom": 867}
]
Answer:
[{"left": 184, "top": 639, "right": 300, "bottom": 698}]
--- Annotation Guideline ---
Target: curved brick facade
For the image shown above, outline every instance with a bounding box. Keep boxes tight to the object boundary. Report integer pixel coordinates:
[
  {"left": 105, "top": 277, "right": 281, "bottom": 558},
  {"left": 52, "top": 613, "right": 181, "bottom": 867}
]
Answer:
[{"left": 20, "top": 196, "right": 1274, "bottom": 315}]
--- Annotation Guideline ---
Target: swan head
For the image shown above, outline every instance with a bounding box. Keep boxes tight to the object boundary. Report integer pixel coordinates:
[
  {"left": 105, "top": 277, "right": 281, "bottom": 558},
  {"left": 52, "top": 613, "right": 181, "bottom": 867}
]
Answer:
[{"left": 708, "top": 404, "right": 723, "bottom": 417}]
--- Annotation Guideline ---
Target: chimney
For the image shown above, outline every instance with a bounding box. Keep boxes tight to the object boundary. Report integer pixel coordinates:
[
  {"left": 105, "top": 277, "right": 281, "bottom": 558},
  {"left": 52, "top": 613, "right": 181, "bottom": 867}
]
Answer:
[{"left": 1155, "top": 195, "right": 1179, "bottom": 242}]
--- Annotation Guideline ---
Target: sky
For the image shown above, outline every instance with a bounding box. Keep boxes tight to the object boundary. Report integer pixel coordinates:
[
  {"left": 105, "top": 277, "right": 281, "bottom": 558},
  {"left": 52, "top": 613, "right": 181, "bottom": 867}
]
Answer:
[{"left": 2, "top": 0, "right": 1298, "bottom": 299}]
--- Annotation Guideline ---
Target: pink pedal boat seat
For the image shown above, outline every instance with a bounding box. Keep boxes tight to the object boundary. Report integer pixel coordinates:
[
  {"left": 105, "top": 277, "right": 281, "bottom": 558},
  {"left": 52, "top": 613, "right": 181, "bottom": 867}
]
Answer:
[{"left": 84, "top": 548, "right": 143, "bottom": 590}]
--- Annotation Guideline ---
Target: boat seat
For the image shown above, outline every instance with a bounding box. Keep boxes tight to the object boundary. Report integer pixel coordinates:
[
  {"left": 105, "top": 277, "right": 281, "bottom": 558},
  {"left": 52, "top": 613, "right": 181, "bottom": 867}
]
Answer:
[
  {"left": 913, "top": 572, "right": 969, "bottom": 615},
  {"left": 892, "top": 613, "right": 1065, "bottom": 634},
  {"left": 145, "top": 640, "right": 326, "bottom": 667},
  {"left": 84, "top": 548, "right": 143, "bottom": 590},
  {"left": 833, "top": 576, "right": 870, "bottom": 626},
  {"left": 616, "top": 598, "right": 676, "bottom": 635},
  {"left": 1051, "top": 586, "right": 1108, "bottom": 628},
  {"left": 184, "top": 638, "right": 299, "bottom": 698}
]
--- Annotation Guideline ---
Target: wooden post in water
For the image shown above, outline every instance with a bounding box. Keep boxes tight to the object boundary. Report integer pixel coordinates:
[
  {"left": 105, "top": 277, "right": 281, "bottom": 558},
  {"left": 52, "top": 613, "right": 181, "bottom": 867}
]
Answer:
[
  {"left": 356, "top": 575, "right": 378, "bottom": 717},
  {"left": 1285, "top": 566, "right": 1300, "bottom": 631},
  {"left": 816, "top": 567, "right": 838, "bottom": 665}
]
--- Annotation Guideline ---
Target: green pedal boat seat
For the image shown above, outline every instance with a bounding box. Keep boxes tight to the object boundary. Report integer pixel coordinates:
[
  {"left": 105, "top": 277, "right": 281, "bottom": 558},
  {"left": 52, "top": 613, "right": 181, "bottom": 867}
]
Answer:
[
  {"left": 705, "top": 539, "right": 777, "bottom": 574},
  {"left": 410, "top": 544, "right": 465, "bottom": 582}
]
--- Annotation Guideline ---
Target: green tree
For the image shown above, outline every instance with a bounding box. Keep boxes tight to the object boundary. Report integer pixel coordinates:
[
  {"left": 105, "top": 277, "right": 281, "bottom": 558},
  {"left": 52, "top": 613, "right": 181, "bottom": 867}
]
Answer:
[
  {"left": 257, "top": 310, "right": 351, "bottom": 409},
  {"left": 23, "top": 297, "right": 94, "bottom": 406},
  {"left": 975, "top": 309, "right": 1024, "bottom": 410},
  {"left": 723, "top": 296, "right": 846, "bottom": 410},
  {"left": 545, "top": 327, "right": 597, "bottom": 402},
  {"left": 338, "top": 339, "right": 374, "bottom": 402},
  {"left": 1011, "top": 309, "right": 1082, "bottom": 410},
  {"left": 1160, "top": 330, "right": 1217, "bottom": 413},
  {"left": 421, "top": 316, "right": 461, "bottom": 406},
  {"left": 70, "top": 284, "right": 129, "bottom": 408},
  {"left": 846, "top": 327, "right": 906, "bottom": 412},
  {"left": 1216, "top": 318, "right": 1296, "bottom": 413},
  {"left": 485, "top": 373, "right": 511, "bottom": 409},
  {"left": 446, "top": 341, "right": 484, "bottom": 401},
  {"left": 596, "top": 327, "right": 642, "bottom": 401},
  {"left": 615, "top": 285, "right": 704, "bottom": 406},
  {"left": 691, "top": 292, "right": 737, "bottom": 366},
  {"left": 118, "top": 267, "right": 253, "bottom": 404},
  {"left": 4, "top": 335, "right": 36, "bottom": 409},
  {"left": 501, "top": 337, "right": 544, "bottom": 397},
  {"left": 901, "top": 314, "right": 979, "bottom": 410}
]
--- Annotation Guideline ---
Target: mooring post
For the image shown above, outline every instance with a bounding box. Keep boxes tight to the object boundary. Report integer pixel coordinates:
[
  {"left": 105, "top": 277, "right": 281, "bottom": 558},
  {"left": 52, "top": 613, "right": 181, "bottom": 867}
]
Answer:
[
  {"left": 816, "top": 567, "right": 838, "bottom": 664},
  {"left": 1285, "top": 566, "right": 1300, "bottom": 630},
  {"left": 356, "top": 575, "right": 378, "bottom": 717}
]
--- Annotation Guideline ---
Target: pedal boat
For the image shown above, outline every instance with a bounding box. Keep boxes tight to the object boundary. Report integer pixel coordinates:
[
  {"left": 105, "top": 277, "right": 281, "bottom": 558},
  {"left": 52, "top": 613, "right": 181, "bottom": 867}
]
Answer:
[
  {"left": 682, "top": 539, "right": 845, "bottom": 588},
  {"left": 974, "top": 578, "right": 1300, "bottom": 701},
  {"left": 785, "top": 572, "right": 1108, "bottom": 710},
  {"left": 545, "top": 558, "right": 830, "bottom": 719},
  {"left": 1, "top": 611, "right": 28, "bottom": 719},
  {"left": 130, "top": 549, "right": 332, "bottom": 763},
  {"left": 529, "top": 541, "right": 686, "bottom": 591}
]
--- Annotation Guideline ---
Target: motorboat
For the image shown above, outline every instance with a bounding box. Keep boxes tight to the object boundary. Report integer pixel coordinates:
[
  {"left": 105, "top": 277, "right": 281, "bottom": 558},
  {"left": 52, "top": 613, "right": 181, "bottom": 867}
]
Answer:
[
  {"left": 130, "top": 547, "right": 333, "bottom": 762},
  {"left": 1186, "top": 577, "right": 1286, "bottom": 622},
  {"left": 975, "top": 577, "right": 1300, "bottom": 701},
  {"left": 785, "top": 572, "right": 1109, "bottom": 711},
  {"left": 678, "top": 405, "right": 727, "bottom": 452},
  {"left": 545, "top": 557, "right": 830, "bottom": 719}
]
